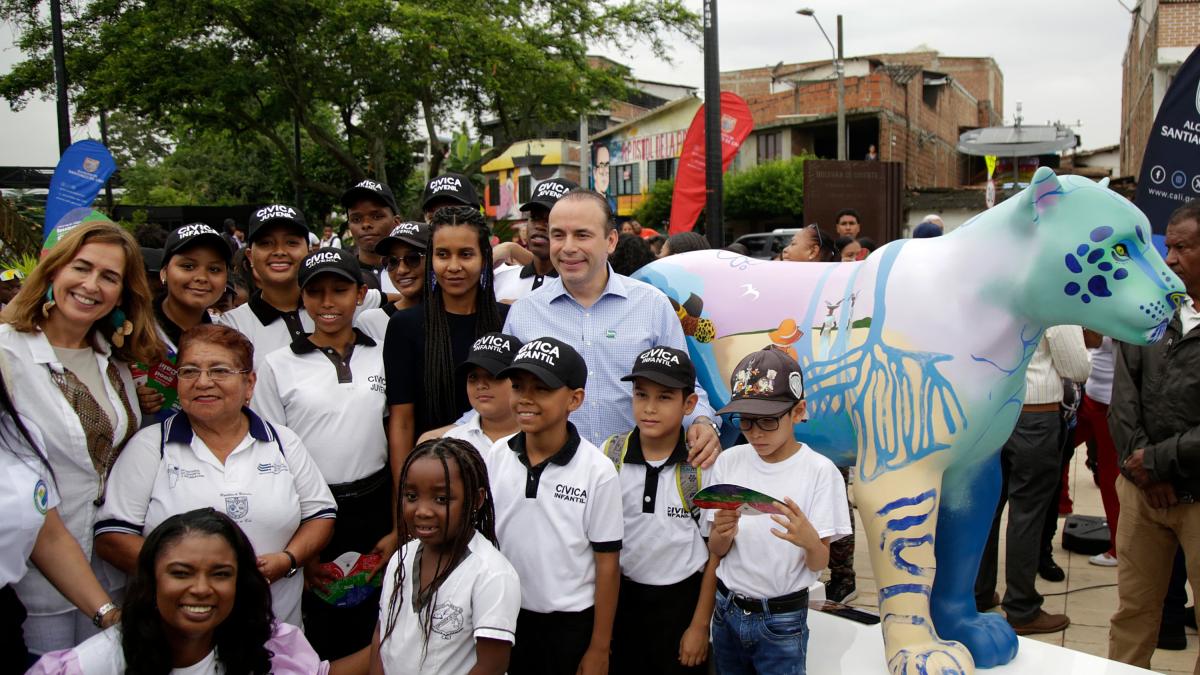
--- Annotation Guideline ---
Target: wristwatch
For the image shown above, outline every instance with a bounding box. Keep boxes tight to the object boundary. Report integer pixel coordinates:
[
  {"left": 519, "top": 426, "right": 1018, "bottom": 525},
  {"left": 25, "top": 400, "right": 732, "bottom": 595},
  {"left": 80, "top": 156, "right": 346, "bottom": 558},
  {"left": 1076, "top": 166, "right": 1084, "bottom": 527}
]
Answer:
[
  {"left": 283, "top": 550, "right": 299, "bottom": 578},
  {"left": 92, "top": 602, "right": 118, "bottom": 628}
]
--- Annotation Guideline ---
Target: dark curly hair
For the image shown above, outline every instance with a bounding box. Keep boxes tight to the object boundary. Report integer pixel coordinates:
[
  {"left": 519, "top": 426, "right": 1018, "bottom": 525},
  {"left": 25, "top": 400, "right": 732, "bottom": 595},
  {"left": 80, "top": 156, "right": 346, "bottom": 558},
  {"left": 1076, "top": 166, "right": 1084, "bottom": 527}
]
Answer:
[
  {"left": 609, "top": 233, "right": 656, "bottom": 276},
  {"left": 122, "top": 508, "right": 275, "bottom": 675}
]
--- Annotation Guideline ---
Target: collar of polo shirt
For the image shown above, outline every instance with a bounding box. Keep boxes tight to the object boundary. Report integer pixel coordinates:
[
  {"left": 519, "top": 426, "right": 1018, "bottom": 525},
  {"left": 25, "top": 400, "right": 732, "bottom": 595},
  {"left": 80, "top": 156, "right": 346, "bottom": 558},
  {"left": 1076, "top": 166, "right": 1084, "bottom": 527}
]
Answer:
[
  {"left": 507, "top": 422, "right": 583, "bottom": 469},
  {"left": 248, "top": 290, "right": 301, "bottom": 325},
  {"left": 166, "top": 406, "right": 275, "bottom": 444},
  {"left": 518, "top": 263, "right": 558, "bottom": 280},
  {"left": 290, "top": 328, "right": 376, "bottom": 354},
  {"left": 622, "top": 429, "right": 688, "bottom": 467},
  {"left": 545, "top": 263, "right": 629, "bottom": 304}
]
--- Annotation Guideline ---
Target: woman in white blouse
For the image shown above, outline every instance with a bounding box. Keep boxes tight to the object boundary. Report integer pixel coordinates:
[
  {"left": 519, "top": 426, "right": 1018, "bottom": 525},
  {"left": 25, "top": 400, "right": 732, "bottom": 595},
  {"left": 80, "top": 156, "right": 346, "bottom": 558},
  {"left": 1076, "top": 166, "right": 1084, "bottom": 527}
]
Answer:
[{"left": 0, "top": 219, "right": 163, "bottom": 654}]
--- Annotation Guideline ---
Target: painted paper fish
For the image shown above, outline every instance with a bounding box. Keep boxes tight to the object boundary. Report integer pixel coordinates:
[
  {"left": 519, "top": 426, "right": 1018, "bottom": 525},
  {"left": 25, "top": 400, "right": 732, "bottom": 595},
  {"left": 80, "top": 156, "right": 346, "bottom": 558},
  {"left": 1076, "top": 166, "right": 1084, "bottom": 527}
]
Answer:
[{"left": 693, "top": 483, "right": 786, "bottom": 515}]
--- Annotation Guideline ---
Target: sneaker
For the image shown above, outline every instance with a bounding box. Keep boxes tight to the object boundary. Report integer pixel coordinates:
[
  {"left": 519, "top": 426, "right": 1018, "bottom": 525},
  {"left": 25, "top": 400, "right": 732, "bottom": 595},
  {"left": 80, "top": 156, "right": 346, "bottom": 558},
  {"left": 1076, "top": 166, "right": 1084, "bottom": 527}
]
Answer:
[
  {"left": 1008, "top": 610, "right": 1070, "bottom": 635},
  {"left": 1089, "top": 552, "right": 1118, "bottom": 567},
  {"left": 1158, "top": 623, "right": 1187, "bottom": 650},
  {"left": 1038, "top": 558, "right": 1066, "bottom": 582},
  {"left": 826, "top": 581, "right": 858, "bottom": 604}
]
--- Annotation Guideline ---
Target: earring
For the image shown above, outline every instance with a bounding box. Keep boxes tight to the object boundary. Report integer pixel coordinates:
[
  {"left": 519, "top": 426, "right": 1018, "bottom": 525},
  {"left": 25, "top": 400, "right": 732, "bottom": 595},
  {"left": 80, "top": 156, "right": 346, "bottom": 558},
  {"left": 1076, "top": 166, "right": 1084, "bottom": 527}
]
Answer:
[
  {"left": 108, "top": 308, "right": 133, "bottom": 349},
  {"left": 41, "top": 287, "right": 56, "bottom": 318}
]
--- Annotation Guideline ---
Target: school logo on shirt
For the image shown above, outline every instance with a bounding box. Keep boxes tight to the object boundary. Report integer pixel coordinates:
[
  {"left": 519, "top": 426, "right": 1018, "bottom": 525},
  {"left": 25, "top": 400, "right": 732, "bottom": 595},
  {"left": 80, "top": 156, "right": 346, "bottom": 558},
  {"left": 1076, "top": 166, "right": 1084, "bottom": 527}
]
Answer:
[
  {"left": 257, "top": 460, "right": 289, "bottom": 475},
  {"left": 554, "top": 482, "right": 588, "bottom": 505},
  {"left": 33, "top": 479, "right": 49, "bottom": 515},
  {"left": 167, "top": 464, "right": 203, "bottom": 488},
  {"left": 225, "top": 495, "right": 250, "bottom": 520},
  {"left": 431, "top": 603, "right": 464, "bottom": 639}
]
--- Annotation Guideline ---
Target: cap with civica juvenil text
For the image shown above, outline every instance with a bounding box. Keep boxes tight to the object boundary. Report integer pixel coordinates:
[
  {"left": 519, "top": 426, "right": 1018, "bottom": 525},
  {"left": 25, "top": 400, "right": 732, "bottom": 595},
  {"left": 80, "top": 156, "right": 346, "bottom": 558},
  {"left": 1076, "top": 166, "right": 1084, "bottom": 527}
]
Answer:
[
  {"left": 162, "top": 223, "right": 233, "bottom": 264},
  {"left": 457, "top": 332, "right": 522, "bottom": 378},
  {"left": 620, "top": 346, "right": 695, "bottom": 390},
  {"left": 375, "top": 221, "right": 430, "bottom": 255},
  {"left": 421, "top": 173, "right": 480, "bottom": 210},
  {"left": 716, "top": 346, "right": 805, "bottom": 417},
  {"left": 498, "top": 336, "right": 587, "bottom": 390},
  {"left": 247, "top": 204, "right": 308, "bottom": 244},
  {"left": 298, "top": 248, "right": 364, "bottom": 288},
  {"left": 341, "top": 178, "right": 398, "bottom": 214},
  {"left": 519, "top": 177, "right": 579, "bottom": 212}
]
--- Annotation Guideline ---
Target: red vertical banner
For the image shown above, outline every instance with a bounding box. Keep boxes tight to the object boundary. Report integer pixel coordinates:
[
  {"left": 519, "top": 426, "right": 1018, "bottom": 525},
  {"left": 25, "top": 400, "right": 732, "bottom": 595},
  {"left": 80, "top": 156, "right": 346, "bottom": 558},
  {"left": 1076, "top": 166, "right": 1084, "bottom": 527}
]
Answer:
[{"left": 668, "top": 92, "right": 754, "bottom": 235}]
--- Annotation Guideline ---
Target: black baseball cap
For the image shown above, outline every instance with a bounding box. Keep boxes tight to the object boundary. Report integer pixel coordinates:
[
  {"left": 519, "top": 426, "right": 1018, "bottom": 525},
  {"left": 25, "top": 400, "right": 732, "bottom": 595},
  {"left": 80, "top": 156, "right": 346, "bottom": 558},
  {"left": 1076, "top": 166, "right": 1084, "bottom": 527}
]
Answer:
[
  {"left": 621, "top": 346, "right": 695, "bottom": 389},
  {"left": 422, "top": 173, "right": 480, "bottom": 211},
  {"left": 520, "top": 177, "right": 579, "bottom": 212},
  {"left": 375, "top": 222, "right": 431, "bottom": 255},
  {"left": 162, "top": 223, "right": 233, "bottom": 264},
  {"left": 716, "top": 346, "right": 805, "bottom": 417},
  {"left": 297, "top": 248, "right": 364, "bottom": 288},
  {"left": 498, "top": 336, "right": 587, "bottom": 390},
  {"left": 341, "top": 179, "right": 398, "bottom": 214},
  {"left": 247, "top": 204, "right": 307, "bottom": 244},
  {"left": 457, "top": 332, "right": 521, "bottom": 378}
]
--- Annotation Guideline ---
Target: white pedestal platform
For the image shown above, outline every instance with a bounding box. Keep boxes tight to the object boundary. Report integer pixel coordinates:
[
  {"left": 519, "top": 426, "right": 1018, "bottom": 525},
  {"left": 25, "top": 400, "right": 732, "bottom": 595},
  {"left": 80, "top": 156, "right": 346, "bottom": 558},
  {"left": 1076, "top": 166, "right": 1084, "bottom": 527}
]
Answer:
[{"left": 807, "top": 609, "right": 1155, "bottom": 674}]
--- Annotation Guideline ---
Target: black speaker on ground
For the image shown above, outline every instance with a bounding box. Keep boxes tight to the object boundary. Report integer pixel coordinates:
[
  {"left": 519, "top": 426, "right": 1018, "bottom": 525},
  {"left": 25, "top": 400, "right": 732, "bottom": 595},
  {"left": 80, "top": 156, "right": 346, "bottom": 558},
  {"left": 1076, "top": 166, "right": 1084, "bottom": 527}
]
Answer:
[{"left": 1061, "top": 514, "right": 1111, "bottom": 555}]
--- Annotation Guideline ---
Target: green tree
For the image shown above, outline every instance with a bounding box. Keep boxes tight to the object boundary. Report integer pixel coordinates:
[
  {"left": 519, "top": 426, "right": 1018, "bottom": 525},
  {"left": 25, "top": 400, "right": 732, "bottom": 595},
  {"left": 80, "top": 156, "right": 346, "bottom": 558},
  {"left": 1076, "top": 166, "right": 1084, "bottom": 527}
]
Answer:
[
  {"left": 724, "top": 155, "right": 811, "bottom": 224},
  {"left": 633, "top": 178, "right": 674, "bottom": 234},
  {"left": 1, "top": 0, "right": 697, "bottom": 200}
]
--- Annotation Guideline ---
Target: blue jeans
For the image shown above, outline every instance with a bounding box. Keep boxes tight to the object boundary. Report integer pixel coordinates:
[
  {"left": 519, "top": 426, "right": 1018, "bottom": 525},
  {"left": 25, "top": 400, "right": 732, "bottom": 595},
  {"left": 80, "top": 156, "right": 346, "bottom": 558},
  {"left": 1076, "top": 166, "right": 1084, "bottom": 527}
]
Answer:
[{"left": 711, "top": 588, "right": 809, "bottom": 675}]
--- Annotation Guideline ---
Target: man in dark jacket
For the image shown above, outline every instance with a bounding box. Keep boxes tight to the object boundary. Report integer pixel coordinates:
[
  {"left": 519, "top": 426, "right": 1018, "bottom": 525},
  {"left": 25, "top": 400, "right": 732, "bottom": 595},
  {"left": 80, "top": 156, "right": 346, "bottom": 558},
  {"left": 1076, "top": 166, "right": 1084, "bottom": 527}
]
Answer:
[{"left": 1108, "top": 199, "right": 1200, "bottom": 670}]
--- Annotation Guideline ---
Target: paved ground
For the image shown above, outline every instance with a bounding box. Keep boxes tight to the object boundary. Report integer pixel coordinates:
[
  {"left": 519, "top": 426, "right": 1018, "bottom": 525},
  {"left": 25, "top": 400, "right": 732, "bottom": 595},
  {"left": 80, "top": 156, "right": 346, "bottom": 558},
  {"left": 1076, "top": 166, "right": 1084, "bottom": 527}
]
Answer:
[{"left": 835, "top": 447, "right": 1198, "bottom": 674}]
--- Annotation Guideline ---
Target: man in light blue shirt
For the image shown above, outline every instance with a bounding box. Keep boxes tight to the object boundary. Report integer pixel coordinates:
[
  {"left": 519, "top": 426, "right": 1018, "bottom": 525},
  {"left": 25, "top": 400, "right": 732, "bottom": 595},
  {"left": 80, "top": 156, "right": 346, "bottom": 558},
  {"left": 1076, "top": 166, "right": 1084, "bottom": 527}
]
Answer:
[{"left": 503, "top": 189, "right": 721, "bottom": 465}]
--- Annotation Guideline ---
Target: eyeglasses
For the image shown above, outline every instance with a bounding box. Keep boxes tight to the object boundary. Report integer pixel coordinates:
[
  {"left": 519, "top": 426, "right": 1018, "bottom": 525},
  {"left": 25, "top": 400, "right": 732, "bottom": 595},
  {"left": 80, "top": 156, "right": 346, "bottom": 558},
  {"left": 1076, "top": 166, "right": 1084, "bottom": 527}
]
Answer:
[
  {"left": 0, "top": 269, "right": 24, "bottom": 282},
  {"left": 384, "top": 252, "right": 425, "bottom": 270},
  {"left": 736, "top": 412, "right": 788, "bottom": 432},
  {"left": 177, "top": 366, "right": 249, "bottom": 381}
]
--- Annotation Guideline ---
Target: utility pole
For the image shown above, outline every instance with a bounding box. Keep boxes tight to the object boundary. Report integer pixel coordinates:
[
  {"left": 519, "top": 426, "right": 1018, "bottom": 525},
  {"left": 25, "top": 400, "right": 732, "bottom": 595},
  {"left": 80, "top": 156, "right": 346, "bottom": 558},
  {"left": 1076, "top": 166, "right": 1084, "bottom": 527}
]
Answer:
[
  {"left": 50, "top": 0, "right": 71, "bottom": 155},
  {"left": 836, "top": 14, "right": 846, "bottom": 161},
  {"left": 702, "top": 0, "right": 724, "bottom": 247},
  {"left": 293, "top": 116, "right": 303, "bottom": 209},
  {"left": 579, "top": 113, "right": 589, "bottom": 188}
]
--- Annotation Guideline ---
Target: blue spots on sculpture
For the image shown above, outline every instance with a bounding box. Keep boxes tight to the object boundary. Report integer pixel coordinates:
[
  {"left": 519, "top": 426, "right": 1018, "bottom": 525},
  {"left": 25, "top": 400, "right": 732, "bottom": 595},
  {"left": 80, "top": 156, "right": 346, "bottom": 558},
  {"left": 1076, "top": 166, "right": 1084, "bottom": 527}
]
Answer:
[
  {"left": 1099, "top": 262, "right": 1113, "bottom": 272},
  {"left": 1115, "top": 268, "right": 1128, "bottom": 280},
  {"left": 1064, "top": 254, "right": 1082, "bottom": 273},
  {"left": 1090, "top": 226, "right": 1114, "bottom": 242},
  {"left": 1088, "top": 275, "right": 1112, "bottom": 298},
  {"left": 1076, "top": 244, "right": 1088, "bottom": 256},
  {"left": 1087, "top": 248, "right": 1104, "bottom": 265},
  {"left": 1065, "top": 282, "right": 1080, "bottom": 296},
  {"left": 1082, "top": 294, "right": 1091, "bottom": 303}
]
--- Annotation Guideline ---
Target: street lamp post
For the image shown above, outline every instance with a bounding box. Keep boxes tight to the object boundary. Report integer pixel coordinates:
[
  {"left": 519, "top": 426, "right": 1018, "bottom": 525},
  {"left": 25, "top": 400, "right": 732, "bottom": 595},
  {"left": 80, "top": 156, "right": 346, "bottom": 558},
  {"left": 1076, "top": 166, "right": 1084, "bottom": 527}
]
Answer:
[{"left": 797, "top": 9, "right": 845, "bottom": 161}]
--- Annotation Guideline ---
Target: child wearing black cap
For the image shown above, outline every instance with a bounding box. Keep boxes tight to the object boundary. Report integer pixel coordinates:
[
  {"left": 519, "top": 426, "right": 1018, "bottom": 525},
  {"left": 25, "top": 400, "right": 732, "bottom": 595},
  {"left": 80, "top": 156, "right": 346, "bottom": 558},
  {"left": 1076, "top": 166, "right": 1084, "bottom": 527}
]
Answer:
[
  {"left": 443, "top": 332, "right": 522, "bottom": 453},
  {"left": 706, "top": 346, "right": 851, "bottom": 675},
  {"left": 358, "top": 221, "right": 430, "bottom": 341},
  {"left": 482, "top": 337, "right": 623, "bottom": 675},
  {"left": 341, "top": 179, "right": 402, "bottom": 290},
  {"left": 253, "top": 247, "right": 393, "bottom": 660},
  {"left": 606, "top": 346, "right": 718, "bottom": 673}
]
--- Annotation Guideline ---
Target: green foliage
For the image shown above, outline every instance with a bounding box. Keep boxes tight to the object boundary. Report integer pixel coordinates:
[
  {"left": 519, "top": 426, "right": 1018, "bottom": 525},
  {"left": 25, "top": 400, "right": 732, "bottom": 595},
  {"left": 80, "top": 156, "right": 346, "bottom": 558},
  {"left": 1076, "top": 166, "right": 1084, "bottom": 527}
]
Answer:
[
  {"left": 0, "top": 252, "right": 38, "bottom": 277},
  {"left": 724, "top": 155, "right": 812, "bottom": 223},
  {"left": 633, "top": 178, "right": 674, "bottom": 234}
]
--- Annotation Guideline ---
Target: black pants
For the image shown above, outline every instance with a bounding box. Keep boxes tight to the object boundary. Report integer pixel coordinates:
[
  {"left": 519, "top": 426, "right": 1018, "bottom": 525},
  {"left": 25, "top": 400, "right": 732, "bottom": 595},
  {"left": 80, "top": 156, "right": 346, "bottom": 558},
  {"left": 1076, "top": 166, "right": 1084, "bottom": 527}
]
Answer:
[
  {"left": 0, "top": 585, "right": 30, "bottom": 674},
  {"left": 510, "top": 606, "right": 595, "bottom": 675},
  {"left": 612, "top": 572, "right": 707, "bottom": 674},
  {"left": 1040, "top": 411, "right": 1073, "bottom": 561},
  {"left": 303, "top": 467, "right": 393, "bottom": 660}
]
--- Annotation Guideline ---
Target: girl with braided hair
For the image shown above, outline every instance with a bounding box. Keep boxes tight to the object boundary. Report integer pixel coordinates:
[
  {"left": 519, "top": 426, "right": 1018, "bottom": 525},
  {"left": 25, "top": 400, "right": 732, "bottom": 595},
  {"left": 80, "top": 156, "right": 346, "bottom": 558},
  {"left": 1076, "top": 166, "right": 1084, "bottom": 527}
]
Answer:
[
  {"left": 383, "top": 206, "right": 506, "bottom": 481},
  {"left": 370, "top": 438, "right": 520, "bottom": 674}
]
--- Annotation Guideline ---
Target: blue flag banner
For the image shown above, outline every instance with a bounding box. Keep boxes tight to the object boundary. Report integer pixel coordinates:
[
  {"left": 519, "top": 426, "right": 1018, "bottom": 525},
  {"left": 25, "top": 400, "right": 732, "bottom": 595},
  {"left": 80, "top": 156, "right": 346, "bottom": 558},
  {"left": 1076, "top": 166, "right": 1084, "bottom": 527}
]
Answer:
[
  {"left": 1135, "top": 45, "right": 1200, "bottom": 251},
  {"left": 43, "top": 139, "right": 117, "bottom": 239}
]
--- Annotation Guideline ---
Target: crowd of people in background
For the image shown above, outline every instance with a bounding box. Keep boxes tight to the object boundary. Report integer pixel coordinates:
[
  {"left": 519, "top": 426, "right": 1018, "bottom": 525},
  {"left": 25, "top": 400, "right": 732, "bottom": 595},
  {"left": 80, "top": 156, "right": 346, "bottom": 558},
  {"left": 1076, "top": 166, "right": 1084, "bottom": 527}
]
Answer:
[{"left": 0, "top": 170, "right": 1197, "bottom": 675}]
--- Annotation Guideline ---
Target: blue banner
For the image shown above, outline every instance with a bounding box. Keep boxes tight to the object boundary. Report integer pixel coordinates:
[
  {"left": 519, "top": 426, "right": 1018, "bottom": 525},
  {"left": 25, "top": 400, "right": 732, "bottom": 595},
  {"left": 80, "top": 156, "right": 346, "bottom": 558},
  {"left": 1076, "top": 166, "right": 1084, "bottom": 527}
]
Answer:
[
  {"left": 1134, "top": 45, "right": 1200, "bottom": 251},
  {"left": 43, "top": 139, "right": 117, "bottom": 239}
]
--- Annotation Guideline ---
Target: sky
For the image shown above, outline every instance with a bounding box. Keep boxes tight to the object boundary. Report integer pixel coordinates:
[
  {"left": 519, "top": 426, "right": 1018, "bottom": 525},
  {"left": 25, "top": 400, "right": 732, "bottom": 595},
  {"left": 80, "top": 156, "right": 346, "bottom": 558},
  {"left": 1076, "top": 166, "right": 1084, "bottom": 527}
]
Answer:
[{"left": 1, "top": 0, "right": 1136, "bottom": 167}]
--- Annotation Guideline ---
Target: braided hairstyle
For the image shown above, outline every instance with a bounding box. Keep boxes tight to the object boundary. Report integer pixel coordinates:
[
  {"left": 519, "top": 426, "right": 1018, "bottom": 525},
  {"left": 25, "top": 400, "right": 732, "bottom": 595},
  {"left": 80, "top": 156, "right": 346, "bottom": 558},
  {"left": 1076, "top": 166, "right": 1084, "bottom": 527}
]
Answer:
[
  {"left": 421, "top": 206, "right": 502, "bottom": 428},
  {"left": 382, "top": 438, "right": 498, "bottom": 660}
]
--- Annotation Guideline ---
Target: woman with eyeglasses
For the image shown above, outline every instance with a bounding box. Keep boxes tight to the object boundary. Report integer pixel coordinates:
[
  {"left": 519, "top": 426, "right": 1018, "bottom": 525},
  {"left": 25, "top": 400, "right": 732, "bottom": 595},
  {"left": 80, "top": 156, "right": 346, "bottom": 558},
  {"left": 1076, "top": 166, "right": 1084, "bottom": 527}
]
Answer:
[
  {"left": 252, "top": 249, "right": 393, "bottom": 660},
  {"left": 0, "top": 219, "right": 163, "bottom": 655},
  {"left": 782, "top": 225, "right": 838, "bottom": 263},
  {"left": 358, "top": 222, "right": 429, "bottom": 341},
  {"left": 93, "top": 324, "right": 336, "bottom": 629}
]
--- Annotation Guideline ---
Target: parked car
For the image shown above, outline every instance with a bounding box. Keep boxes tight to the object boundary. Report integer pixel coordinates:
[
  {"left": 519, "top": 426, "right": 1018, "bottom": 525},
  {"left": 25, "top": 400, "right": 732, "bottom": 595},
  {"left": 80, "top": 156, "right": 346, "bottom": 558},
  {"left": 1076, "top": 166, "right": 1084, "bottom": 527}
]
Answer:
[{"left": 733, "top": 228, "right": 800, "bottom": 259}]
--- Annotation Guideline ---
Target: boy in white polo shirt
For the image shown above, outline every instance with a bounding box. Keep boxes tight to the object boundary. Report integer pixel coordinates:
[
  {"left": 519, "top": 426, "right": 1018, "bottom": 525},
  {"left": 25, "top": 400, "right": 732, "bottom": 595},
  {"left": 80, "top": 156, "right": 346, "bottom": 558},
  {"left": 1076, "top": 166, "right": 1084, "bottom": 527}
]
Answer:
[
  {"left": 607, "top": 346, "right": 717, "bottom": 673},
  {"left": 707, "top": 346, "right": 851, "bottom": 675},
  {"left": 444, "top": 332, "right": 521, "bottom": 453},
  {"left": 483, "top": 336, "right": 623, "bottom": 675}
]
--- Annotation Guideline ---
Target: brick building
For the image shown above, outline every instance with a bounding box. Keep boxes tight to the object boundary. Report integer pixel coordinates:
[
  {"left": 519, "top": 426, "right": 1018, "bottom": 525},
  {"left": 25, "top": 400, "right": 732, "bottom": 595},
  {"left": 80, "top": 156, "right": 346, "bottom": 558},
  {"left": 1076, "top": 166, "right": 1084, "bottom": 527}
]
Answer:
[
  {"left": 1119, "top": 0, "right": 1199, "bottom": 178},
  {"left": 720, "top": 50, "right": 1004, "bottom": 189}
]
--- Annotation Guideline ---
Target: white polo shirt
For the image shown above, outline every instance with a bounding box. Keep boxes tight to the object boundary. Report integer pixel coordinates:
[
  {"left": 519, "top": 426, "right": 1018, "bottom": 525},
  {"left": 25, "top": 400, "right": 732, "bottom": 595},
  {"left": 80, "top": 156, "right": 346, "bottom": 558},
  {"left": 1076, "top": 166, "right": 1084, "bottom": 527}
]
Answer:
[
  {"left": 356, "top": 302, "right": 401, "bottom": 342},
  {"left": 483, "top": 425, "right": 623, "bottom": 613},
  {"left": 611, "top": 431, "right": 708, "bottom": 586},
  {"left": 253, "top": 330, "right": 388, "bottom": 485},
  {"left": 704, "top": 443, "right": 850, "bottom": 599},
  {"left": 443, "top": 415, "right": 516, "bottom": 455},
  {"left": 0, "top": 418, "right": 58, "bottom": 588},
  {"left": 492, "top": 263, "right": 557, "bottom": 304},
  {"left": 377, "top": 532, "right": 520, "bottom": 674},
  {"left": 216, "top": 290, "right": 383, "bottom": 370},
  {"left": 95, "top": 410, "right": 337, "bottom": 627}
]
